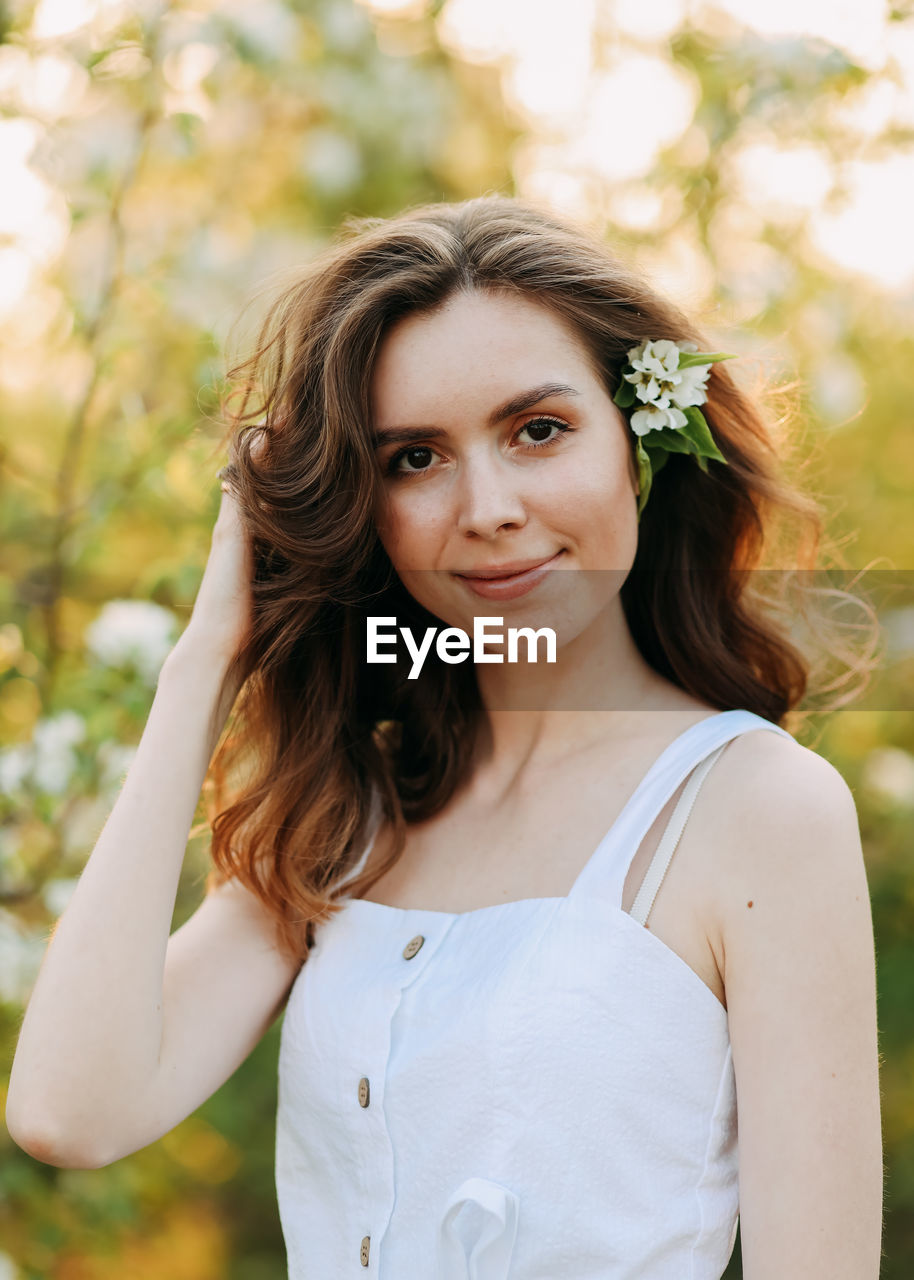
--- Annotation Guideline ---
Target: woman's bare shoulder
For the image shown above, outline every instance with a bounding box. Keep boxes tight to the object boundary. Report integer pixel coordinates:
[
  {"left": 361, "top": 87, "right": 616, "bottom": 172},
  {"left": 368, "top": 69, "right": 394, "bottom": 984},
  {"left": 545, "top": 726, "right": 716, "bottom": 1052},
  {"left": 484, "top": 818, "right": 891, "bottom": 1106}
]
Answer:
[
  {"left": 699, "top": 726, "right": 864, "bottom": 959},
  {"left": 710, "top": 726, "right": 856, "bottom": 838}
]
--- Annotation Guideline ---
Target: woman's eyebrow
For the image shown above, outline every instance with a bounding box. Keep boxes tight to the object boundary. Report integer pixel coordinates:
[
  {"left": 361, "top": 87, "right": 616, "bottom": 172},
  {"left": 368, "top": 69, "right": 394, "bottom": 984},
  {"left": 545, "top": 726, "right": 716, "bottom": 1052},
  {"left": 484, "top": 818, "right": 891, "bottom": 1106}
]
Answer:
[{"left": 371, "top": 381, "right": 581, "bottom": 448}]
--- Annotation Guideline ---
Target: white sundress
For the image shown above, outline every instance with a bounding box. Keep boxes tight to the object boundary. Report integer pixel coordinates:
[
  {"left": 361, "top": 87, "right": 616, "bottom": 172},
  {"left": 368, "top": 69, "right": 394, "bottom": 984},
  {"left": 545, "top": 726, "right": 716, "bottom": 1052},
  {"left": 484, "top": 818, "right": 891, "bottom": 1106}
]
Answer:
[{"left": 274, "top": 708, "right": 795, "bottom": 1278}]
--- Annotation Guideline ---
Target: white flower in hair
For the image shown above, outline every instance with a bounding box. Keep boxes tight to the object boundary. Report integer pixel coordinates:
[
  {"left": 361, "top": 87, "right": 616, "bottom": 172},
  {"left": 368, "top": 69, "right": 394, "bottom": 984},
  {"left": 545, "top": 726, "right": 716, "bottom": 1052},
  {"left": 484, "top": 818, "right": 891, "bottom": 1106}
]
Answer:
[
  {"left": 628, "top": 338, "right": 680, "bottom": 376},
  {"left": 623, "top": 339, "right": 712, "bottom": 416},
  {"left": 668, "top": 362, "right": 711, "bottom": 408},
  {"left": 613, "top": 337, "right": 736, "bottom": 521},
  {"left": 629, "top": 403, "right": 688, "bottom": 436}
]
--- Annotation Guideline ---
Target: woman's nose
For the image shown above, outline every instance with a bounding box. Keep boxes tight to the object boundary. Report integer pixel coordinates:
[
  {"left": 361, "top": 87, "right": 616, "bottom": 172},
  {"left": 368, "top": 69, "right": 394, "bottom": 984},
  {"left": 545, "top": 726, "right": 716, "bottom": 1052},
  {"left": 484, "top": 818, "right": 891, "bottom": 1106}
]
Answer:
[{"left": 454, "top": 453, "right": 527, "bottom": 540}]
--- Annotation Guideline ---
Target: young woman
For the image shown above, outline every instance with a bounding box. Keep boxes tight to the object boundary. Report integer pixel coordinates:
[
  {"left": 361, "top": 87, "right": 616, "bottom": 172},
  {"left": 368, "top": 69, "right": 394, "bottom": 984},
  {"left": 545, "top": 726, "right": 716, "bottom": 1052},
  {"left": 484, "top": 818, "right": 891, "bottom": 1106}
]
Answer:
[{"left": 7, "top": 196, "right": 883, "bottom": 1278}]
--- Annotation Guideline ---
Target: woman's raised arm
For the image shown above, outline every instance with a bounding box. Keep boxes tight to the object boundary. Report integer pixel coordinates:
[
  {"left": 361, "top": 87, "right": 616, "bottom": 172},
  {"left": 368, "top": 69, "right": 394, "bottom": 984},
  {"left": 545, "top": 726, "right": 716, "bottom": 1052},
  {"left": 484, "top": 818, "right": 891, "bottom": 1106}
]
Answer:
[{"left": 5, "top": 481, "right": 299, "bottom": 1168}]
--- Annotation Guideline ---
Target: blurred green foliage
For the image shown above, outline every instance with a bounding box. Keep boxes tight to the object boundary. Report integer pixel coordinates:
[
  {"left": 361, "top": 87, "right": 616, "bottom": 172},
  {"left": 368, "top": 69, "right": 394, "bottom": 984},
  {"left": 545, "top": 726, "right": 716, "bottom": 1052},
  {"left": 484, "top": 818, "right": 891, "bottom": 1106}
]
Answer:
[{"left": 0, "top": 1, "right": 912, "bottom": 1276}]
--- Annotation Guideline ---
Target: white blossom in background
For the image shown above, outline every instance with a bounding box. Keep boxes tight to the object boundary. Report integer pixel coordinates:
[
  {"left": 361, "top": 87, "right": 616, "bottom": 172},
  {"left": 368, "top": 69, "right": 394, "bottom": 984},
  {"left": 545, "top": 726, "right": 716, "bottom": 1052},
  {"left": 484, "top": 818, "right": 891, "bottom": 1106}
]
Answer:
[
  {"left": 42, "top": 875, "right": 80, "bottom": 916},
  {"left": 565, "top": 57, "right": 699, "bottom": 184},
  {"left": 98, "top": 740, "right": 138, "bottom": 792},
  {"left": 711, "top": 0, "right": 889, "bottom": 72},
  {"left": 214, "top": 0, "right": 301, "bottom": 62},
  {"left": 325, "top": 1, "right": 373, "bottom": 52},
  {"left": 0, "top": 46, "right": 89, "bottom": 121},
  {"left": 612, "top": 0, "right": 686, "bottom": 41},
  {"left": 0, "top": 1249, "right": 19, "bottom": 1280},
  {"left": 730, "top": 138, "right": 832, "bottom": 221},
  {"left": 29, "top": 0, "right": 166, "bottom": 42},
  {"left": 810, "top": 154, "right": 914, "bottom": 291},
  {"left": 161, "top": 41, "right": 220, "bottom": 120},
  {"left": 85, "top": 600, "right": 178, "bottom": 684},
  {"left": 31, "top": 710, "right": 86, "bottom": 794},
  {"left": 862, "top": 747, "right": 914, "bottom": 809},
  {"left": 0, "top": 710, "right": 85, "bottom": 796},
  {"left": 0, "top": 744, "right": 32, "bottom": 795},
  {"left": 0, "top": 908, "right": 47, "bottom": 1006},
  {"left": 301, "top": 127, "right": 363, "bottom": 196},
  {"left": 0, "top": 117, "right": 70, "bottom": 271}
]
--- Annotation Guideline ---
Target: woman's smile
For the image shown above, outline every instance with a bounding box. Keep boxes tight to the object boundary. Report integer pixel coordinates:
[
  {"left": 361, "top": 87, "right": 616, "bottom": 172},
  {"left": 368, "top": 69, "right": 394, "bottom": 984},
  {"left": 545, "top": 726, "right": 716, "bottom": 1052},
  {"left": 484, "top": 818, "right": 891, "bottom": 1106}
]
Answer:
[{"left": 452, "top": 549, "right": 567, "bottom": 600}]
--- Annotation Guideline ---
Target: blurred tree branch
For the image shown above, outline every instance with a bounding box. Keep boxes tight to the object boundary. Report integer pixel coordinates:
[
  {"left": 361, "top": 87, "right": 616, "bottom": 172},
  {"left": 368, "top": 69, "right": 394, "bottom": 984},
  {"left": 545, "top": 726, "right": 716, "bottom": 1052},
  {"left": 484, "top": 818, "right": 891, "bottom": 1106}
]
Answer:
[{"left": 42, "top": 21, "right": 165, "bottom": 697}]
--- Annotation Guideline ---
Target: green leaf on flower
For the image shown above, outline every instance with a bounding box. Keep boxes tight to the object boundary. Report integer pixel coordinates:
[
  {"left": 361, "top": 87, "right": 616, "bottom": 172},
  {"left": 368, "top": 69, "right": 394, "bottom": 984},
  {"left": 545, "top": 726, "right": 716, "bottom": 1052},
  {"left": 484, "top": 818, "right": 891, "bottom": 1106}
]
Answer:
[
  {"left": 642, "top": 426, "right": 693, "bottom": 454},
  {"left": 676, "top": 351, "right": 737, "bottom": 370},
  {"left": 636, "top": 438, "right": 652, "bottom": 519},
  {"left": 613, "top": 379, "right": 637, "bottom": 408},
  {"left": 648, "top": 449, "right": 670, "bottom": 475},
  {"left": 632, "top": 381, "right": 730, "bottom": 521},
  {"left": 681, "top": 407, "right": 728, "bottom": 464}
]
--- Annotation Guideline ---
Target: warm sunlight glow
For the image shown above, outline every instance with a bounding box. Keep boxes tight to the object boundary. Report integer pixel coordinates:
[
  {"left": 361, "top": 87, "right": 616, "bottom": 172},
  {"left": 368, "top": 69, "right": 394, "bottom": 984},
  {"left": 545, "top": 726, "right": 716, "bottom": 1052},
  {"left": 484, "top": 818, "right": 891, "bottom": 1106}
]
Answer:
[
  {"left": 612, "top": 0, "right": 687, "bottom": 41},
  {"left": 809, "top": 155, "right": 914, "bottom": 290},
  {"left": 0, "top": 120, "right": 70, "bottom": 264},
  {"left": 5, "top": 0, "right": 913, "bottom": 308},
  {"left": 730, "top": 139, "right": 833, "bottom": 217},
  {"left": 0, "top": 247, "right": 32, "bottom": 317},
  {"left": 30, "top": 0, "right": 97, "bottom": 39},
  {"left": 710, "top": 0, "right": 890, "bottom": 70},
  {"left": 162, "top": 42, "right": 220, "bottom": 119},
  {"left": 30, "top": 0, "right": 131, "bottom": 40},
  {"left": 357, "top": 0, "right": 427, "bottom": 16},
  {"left": 437, "top": 0, "right": 532, "bottom": 64},
  {"left": 575, "top": 59, "right": 698, "bottom": 182},
  {"left": 431, "top": 0, "right": 910, "bottom": 293},
  {"left": 504, "top": 20, "right": 593, "bottom": 122},
  {"left": 0, "top": 47, "right": 89, "bottom": 119}
]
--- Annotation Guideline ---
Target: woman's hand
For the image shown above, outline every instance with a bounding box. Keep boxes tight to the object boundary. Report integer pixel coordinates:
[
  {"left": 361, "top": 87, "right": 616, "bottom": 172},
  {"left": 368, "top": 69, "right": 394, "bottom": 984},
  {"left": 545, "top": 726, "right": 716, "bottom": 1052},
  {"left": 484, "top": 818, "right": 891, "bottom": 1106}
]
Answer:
[
  {"left": 178, "top": 429, "right": 271, "bottom": 675},
  {"left": 182, "top": 474, "right": 255, "bottom": 667}
]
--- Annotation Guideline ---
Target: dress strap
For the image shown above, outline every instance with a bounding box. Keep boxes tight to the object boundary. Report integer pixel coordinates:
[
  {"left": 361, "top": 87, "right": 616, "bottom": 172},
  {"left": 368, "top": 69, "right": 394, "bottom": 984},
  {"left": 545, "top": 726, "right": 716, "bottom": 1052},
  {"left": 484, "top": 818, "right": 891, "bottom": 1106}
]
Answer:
[
  {"left": 568, "top": 708, "right": 795, "bottom": 910},
  {"left": 628, "top": 740, "right": 728, "bottom": 926}
]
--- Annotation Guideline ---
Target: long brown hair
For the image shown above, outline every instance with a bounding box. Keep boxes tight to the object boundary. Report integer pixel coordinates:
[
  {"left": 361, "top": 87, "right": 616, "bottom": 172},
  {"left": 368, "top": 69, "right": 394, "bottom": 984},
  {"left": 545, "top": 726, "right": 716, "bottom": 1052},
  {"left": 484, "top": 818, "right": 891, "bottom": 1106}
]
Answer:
[{"left": 202, "top": 195, "right": 878, "bottom": 965}]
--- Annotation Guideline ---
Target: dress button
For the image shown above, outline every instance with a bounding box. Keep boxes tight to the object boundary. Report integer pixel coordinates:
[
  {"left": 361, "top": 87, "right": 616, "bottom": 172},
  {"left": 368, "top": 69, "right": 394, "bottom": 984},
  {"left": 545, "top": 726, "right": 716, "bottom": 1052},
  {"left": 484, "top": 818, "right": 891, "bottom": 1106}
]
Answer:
[
  {"left": 358, "top": 1076, "right": 370, "bottom": 1107},
  {"left": 360, "top": 1234, "right": 370, "bottom": 1266},
  {"left": 402, "top": 933, "right": 425, "bottom": 960}
]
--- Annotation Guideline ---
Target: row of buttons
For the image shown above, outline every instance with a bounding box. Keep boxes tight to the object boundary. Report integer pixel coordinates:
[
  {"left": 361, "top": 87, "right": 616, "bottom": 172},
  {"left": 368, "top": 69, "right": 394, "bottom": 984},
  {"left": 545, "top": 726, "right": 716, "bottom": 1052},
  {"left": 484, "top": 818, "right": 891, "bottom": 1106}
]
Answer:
[{"left": 359, "top": 934, "right": 427, "bottom": 1267}]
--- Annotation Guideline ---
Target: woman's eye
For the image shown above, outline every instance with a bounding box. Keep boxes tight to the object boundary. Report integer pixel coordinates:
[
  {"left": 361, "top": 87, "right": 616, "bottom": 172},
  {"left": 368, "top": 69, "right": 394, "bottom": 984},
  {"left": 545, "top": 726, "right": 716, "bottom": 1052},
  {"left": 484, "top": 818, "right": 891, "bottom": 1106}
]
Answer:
[
  {"left": 516, "top": 417, "right": 569, "bottom": 447},
  {"left": 389, "top": 445, "right": 437, "bottom": 474},
  {"left": 386, "top": 418, "right": 569, "bottom": 477}
]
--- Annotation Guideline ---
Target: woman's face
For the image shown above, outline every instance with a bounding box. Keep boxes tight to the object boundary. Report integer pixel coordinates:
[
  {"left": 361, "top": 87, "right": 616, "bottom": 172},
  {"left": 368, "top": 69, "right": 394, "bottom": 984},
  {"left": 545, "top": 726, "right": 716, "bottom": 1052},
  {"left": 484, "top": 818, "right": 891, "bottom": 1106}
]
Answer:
[{"left": 369, "top": 288, "right": 640, "bottom": 646}]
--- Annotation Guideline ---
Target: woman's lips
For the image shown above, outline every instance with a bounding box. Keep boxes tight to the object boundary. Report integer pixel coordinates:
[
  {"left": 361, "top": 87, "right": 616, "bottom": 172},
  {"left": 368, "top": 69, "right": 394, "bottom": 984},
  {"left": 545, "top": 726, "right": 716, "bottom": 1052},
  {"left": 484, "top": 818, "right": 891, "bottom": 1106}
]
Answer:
[{"left": 452, "top": 551, "right": 565, "bottom": 600}]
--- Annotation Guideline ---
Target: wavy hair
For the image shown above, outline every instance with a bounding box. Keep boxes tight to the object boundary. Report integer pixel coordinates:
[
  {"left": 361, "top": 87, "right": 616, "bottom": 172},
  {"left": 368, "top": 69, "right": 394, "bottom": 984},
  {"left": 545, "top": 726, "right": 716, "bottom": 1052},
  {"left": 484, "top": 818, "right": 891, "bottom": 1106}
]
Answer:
[{"left": 201, "top": 195, "right": 878, "bottom": 965}]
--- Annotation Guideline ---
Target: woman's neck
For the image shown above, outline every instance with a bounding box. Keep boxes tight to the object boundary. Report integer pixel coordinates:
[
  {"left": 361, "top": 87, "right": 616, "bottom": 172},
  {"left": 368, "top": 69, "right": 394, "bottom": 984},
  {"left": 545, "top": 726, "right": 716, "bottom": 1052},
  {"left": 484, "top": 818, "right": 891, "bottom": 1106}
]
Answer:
[{"left": 469, "top": 597, "right": 710, "bottom": 785}]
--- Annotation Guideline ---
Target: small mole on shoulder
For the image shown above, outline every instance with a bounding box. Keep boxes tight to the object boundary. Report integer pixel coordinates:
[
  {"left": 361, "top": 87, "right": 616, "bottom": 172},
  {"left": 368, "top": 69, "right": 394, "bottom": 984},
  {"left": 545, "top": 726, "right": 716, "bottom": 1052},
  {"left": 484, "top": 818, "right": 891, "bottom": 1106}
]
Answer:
[{"left": 747, "top": 900, "right": 754, "bottom": 908}]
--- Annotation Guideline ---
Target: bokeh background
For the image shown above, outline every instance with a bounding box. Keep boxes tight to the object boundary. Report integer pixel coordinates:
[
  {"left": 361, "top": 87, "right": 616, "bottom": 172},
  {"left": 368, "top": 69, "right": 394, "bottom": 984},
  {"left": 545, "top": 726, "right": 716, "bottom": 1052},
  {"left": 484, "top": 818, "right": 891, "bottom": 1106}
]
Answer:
[{"left": 1, "top": 0, "right": 913, "bottom": 1275}]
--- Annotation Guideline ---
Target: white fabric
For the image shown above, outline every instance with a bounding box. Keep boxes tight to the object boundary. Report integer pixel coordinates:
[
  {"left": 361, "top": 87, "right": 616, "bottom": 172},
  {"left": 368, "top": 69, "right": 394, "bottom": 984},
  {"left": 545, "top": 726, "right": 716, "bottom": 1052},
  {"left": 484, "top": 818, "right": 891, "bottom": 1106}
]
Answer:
[{"left": 275, "top": 708, "right": 794, "bottom": 1278}]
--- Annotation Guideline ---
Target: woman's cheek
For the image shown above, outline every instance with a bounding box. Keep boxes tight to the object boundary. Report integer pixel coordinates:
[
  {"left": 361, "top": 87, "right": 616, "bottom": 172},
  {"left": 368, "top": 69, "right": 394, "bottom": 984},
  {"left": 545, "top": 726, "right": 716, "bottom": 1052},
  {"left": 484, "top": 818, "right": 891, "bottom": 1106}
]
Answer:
[
  {"left": 550, "top": 458, "right": 636, "bottom": 569},
  {"left": 380, "top": 491, "right": 447, "bottom": 572}
]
